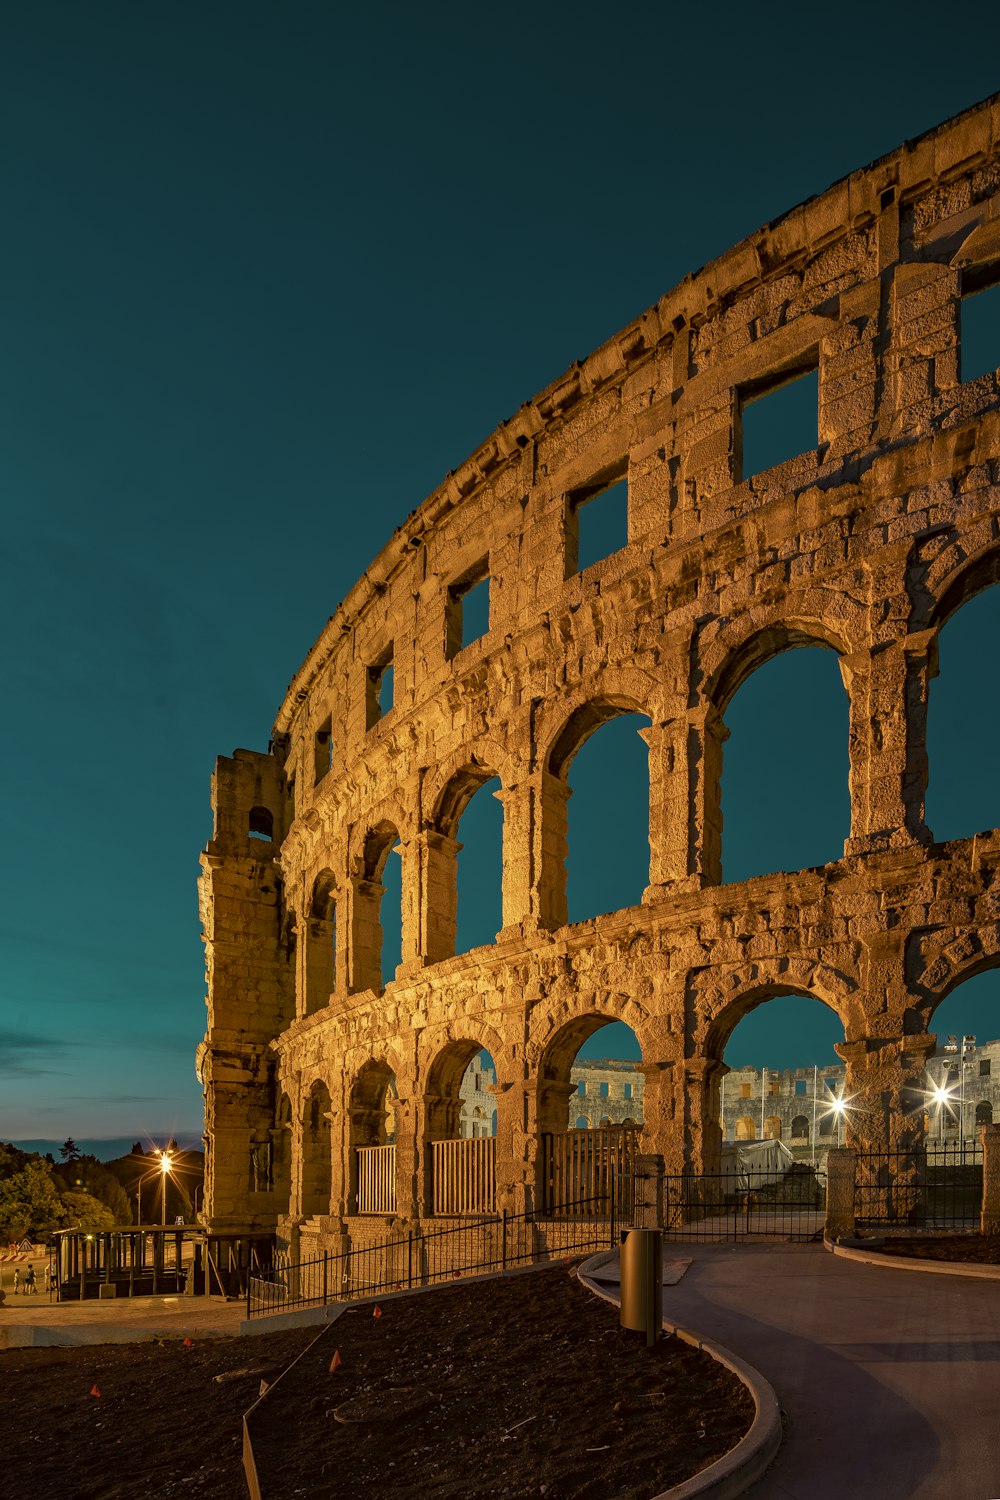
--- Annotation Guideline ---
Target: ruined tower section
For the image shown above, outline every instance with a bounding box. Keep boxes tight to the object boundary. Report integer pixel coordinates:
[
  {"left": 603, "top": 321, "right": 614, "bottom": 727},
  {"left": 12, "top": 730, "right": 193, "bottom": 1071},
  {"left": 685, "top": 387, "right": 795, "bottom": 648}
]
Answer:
[{"left": 198, "top": 749, "right": 292, "bottom": 1230}]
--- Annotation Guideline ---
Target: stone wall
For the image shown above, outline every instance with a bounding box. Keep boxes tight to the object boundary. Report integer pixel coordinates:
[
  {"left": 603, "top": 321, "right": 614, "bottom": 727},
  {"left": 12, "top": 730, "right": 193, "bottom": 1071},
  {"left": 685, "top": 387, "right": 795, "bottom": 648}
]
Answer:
[{"left": 199, "top": 98, "right": 1000, "bottom": 1249}]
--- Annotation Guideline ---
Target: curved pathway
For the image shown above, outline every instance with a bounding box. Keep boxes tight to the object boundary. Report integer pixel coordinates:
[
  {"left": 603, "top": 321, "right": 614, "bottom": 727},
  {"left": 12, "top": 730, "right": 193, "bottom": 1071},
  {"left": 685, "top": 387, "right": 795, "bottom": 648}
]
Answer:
[{"left": 625, "top": 1242, "right": 1000, "bottom": 1500}]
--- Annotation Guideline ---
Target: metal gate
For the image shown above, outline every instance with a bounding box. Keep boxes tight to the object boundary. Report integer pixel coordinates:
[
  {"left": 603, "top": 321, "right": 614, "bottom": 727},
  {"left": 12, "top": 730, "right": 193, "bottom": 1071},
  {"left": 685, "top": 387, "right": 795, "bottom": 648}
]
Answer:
[{"left": 662, "top": 1161, "right": 826, "bottom": 1241}]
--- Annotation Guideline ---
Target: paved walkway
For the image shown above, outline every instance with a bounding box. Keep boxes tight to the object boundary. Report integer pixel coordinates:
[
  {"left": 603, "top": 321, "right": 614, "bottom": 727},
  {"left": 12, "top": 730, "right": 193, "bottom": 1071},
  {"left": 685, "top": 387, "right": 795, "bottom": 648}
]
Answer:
[
  {"left": 0, "top": 1290, "right": 246, "bottom": 1347},
  {"left": 619, "top": 1241, "right": 1000, "bottom": 1500}
]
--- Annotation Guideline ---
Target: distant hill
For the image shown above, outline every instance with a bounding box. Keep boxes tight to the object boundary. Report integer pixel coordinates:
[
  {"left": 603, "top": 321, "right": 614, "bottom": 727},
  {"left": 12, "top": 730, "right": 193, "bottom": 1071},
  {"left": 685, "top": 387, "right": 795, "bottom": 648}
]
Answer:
[{"left": 11, "top": 1136, "right": 204, "bottom": 1163}]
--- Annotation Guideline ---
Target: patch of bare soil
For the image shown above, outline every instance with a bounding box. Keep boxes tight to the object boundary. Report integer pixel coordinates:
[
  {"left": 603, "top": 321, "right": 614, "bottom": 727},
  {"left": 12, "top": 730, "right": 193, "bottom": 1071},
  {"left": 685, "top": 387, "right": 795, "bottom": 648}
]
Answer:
[
  {"left": 0, "top": 1261, "right": 754, "bottom": 1500},
  {"left": 249, "top": 1262, "right": 754, "bottom": 1499},
  {"left": 873, "top": 1232, "right": 1000, "bottom": 1264}
]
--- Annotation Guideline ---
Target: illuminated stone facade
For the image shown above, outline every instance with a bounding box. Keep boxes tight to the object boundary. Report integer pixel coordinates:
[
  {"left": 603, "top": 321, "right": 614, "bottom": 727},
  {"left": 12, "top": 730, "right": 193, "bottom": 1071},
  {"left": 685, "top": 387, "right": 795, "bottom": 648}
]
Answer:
[{"left": 199, "top": 98, "right": 1000, "bottom": 1251}]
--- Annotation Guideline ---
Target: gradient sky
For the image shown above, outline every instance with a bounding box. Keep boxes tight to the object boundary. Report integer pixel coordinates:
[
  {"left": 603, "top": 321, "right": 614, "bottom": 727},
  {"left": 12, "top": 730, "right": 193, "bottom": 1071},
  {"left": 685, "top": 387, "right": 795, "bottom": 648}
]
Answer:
[{"left": 3, "top": 3, "right": 1000, "bottom": 1142}]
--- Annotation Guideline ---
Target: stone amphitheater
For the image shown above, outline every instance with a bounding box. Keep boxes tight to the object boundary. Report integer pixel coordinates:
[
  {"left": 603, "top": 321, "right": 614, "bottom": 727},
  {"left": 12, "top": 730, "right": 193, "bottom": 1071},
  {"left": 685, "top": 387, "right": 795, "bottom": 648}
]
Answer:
[{"left": 198, "top": 95, "right": 1000, "bottom": 1254}]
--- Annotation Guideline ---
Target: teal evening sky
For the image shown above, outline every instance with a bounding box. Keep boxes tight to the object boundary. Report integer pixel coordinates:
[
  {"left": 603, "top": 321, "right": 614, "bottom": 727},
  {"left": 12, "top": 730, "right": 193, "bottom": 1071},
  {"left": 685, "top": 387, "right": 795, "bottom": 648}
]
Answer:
[{"left": 3, "top": 2, "right": 1000, "bottom": 1144}]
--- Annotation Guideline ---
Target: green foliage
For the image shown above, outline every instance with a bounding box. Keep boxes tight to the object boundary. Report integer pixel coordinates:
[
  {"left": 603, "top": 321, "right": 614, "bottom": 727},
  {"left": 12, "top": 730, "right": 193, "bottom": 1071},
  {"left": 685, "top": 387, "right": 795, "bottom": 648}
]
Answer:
[
  {"left": 52, "top": 1156, "right": 132, "bottom": 1225},
  {"left": 0, "top": 1157, "right": 64, "bottom": 1242},
  {"left": 0, "top": 1142, "right": 31, "bottom": 1180},
  {"left": 58, "top": 1190, "right": 115, "bottom": 1232}
]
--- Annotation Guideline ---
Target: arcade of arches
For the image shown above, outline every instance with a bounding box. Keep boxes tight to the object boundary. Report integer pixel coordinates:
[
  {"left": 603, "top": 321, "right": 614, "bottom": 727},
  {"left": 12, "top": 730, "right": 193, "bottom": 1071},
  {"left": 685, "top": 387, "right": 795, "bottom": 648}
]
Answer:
[{"left": 199, "top": 98, "right": 1000, "bottom": 1251}]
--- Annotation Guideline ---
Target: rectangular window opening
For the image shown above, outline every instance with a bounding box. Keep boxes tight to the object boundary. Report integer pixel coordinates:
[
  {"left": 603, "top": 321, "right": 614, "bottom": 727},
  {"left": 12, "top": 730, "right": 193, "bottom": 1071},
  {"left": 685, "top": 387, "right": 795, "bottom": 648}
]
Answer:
[
  {"left": 624, "top": 1082, "right": 632, "bottom": 1101},
  {"left": 313, "top": 718, "right": 333, "bottom": 785},
  {"left": 739, "top": 362, "right": 819, "bottom": 481},
  {"left": 768, "top": 1079, "right": 780, "bottom": 1096},
  {"left": 446, "top": 560, "right": 490, "bottom": 658},
  {"left": 794, "top": 1079, "right": 807, "bottom": 1096},
  {"left": 577, "top": 1080, "right": 586, "bottom": 1097},
  {"left": 565, "top": 472, "right": 628, "bottom": 576},
  {"left": 599, "top": 1081, "right": 610, "bottom": 1099},
  {"left": 980, "top": 1059, "right": 992, "bottom": 1078},
  {"left": 740, "top": 1082, "right": 752, "bottom": 1098},
  {"left": 960, "top": 277, "right": 1000, "bottom": 385},
  {"left": 366, "top": 648, "right": 394, "bottom": 729}
]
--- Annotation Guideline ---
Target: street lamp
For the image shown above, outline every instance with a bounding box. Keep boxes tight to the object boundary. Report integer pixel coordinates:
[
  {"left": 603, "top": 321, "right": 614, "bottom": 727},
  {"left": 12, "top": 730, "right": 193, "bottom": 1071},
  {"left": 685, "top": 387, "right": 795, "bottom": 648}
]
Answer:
[
  {"left": 829, "top": 1096, "right": 847, "bottom": 1148},
  {"left": 944, "top": 1035, "right": 977, "bottom": 1159},
  {"left": 159, "top": 1151, "right": 173, "bottom": 1227}
]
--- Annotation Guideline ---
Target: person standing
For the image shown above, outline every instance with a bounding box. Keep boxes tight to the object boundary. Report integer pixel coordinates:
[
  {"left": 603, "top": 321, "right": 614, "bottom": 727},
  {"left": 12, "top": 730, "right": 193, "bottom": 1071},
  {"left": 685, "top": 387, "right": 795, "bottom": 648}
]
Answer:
[
  {"left": 23, "top": 1265, "right": 36, "bottom": 1294},
  {"left": 12, "top": 1268, "right": 19, "bottom": 1295}
]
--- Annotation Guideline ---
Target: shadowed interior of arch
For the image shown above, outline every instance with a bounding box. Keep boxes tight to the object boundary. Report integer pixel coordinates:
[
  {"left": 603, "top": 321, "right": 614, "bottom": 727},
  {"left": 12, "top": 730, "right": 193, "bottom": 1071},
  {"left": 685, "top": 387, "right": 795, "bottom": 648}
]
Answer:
[
  {"left": 379, "top": 839, "right": 402, "bottom": 985},
  {"left": 926, "top": 580, "right": 1000, "bottom": 841},
  {"left": 563, "top": 712, "right": 650, "bottom": 924},
  {"left": 721, "top": 643, "right": 849, "bottom": 884}
]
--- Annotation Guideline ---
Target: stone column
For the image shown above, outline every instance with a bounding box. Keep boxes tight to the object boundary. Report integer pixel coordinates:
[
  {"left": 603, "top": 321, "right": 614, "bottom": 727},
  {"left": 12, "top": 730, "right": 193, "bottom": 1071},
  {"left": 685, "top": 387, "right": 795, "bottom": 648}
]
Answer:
[
  {"left": 982, "top": 1123, "right": 1000, "bottom": 1235},
  {"left": 496, "top": 772, "right": 571, "bottom": 936},
  {"left": 682, "top": 1054, "right": 729, "bottom": 1173},
  {"left": 347, "top": 869, "right": 384, "bottom": 994},
  {"left": 825, "top": 1147, "right": 857, "bottom": 1240},
  {"left": 392, "top": 1086, "right": 419, "bottom": 1222},
  {"left": 842, "top": 630, "right": 933, "bottom": 855},
  {"left": 633, "top": 1153, "right": 665, "bottom": 1229},
  {"left": 411, "top": 829, "right": 461, "bottom": 966},
  {"left": 639, "top": 720, "right": 689, "bottom": 894},
  {"left": 686, "top": 705, "right": 726, "bottom": 887},
  {"left": 635, "top": 1059, "right": 683, "bottom": 1177}
]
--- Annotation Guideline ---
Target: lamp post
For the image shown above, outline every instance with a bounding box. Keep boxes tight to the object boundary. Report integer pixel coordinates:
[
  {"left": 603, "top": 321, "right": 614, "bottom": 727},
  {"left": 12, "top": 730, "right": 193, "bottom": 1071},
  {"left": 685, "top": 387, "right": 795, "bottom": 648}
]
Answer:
[{"left": 159, "top": 1151, "right": 173, "bottom": 1226}]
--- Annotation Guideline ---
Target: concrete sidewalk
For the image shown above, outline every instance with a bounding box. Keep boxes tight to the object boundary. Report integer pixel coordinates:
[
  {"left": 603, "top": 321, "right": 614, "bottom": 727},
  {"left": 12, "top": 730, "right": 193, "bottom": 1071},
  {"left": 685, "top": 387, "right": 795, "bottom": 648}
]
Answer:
[
  {"left": 626, "top": 1240, "right": 1000, "bottom": 1500},
  {"left": 0, "top": 1291, "right": 247, "bottom": 1348}
]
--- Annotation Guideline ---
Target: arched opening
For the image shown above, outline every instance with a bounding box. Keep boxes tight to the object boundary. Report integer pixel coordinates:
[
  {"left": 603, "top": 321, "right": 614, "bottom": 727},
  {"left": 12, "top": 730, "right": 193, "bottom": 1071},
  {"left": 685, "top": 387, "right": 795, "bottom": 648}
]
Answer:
[
  {"left": 537, "top": 1015, "right": 642, "bottom": 1214},
  {"left": 548, "top": 703, "right": 651, "bottom": 926},
  {"left": 718, "top": 637, "right": 849, "bottom": 884},
  {"left": 425, "top": 1042, "right": 497, "bottom": 1215},
  {"left": 304, "top": 872, "right": 337, "bottom": 1016},
  {"left": 434, "top": 766, "right": 504, "bottom": 956},
  {"left": 924, "top": 967, "right": 1000, "bottom": 1149},
  {"left": 349, "top": 1060, "right": 396, "bottom": 1215},
  {"left": 715, "top": 990, "right": 846, "bottom": 1162},
  {"left": 300, "top": 1081, "right": 331, "bottom": 1219},
  {"left": 927, "top": 577, "right": 1000, "bottom": 841},
  {"left": 976, "top": 1100, "right": 993, "bottom": 1127},
  {"left": 361, "top": 823, "right": 402, "bottom": 990},
  {"left": 248, "top": 806, "right": 273, "bottom": 841}
]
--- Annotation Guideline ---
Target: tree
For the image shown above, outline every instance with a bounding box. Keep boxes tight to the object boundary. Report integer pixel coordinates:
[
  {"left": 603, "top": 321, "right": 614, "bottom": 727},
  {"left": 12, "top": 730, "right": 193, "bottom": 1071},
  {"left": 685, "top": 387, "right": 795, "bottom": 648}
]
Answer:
[
  {"left": 52, "top": 1156, "right": 131, "bottom": 1225},
  {"left": 0, "top": 1158, "right": 64, "bottom": 1242},
  {"left": 60, "top": 1138, "right": 81, "bottom": 1163},
  {"left": 59, "top": 1191, "right": 115, "bottom": 1233}
]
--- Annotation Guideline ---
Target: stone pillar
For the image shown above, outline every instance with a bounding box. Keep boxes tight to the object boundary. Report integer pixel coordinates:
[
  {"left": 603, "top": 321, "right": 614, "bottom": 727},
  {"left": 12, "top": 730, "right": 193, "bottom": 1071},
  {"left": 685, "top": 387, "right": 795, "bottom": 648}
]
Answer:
[
  {"left": 825, "top": 1147, "right": 857, "bottom": 1240},
  {"left": 347, "top": 869, "right": 383, "bottom": 994},
  {"left": 981, "top": 1124, "right": 1000, "bottom": 1234},
  {"left": 837, "top": 1029, "right": 933, "bottom": 1155},
  {"left": 490, "top": 1079, "right": 529, "bottom": 1215},
  {"left": 633, "top": 1153, "right": 664, "bottom": 1229},
  {"left": 497, "top": 772, "right": 571, "bottom": 935},
  {"left": 842, "top": 629, "right": 932, "bottom": 855},
  {"left": 686, "top": 705, "right": 726, "bottom": 886},
  {"left": 392, "top": 1087, "right": 419, "bottom": 1221},
  {"left": 636, "top": 1059, "right": 683, "bottom": 1177},
  {"left": 683, "top": 1054, "right": 729, "bottom": 1174},
  {"left": 412, "top": 830, "right": 461, "bottom": 965},
  {"left": 639, "top": 720, "right": 688, "bottom": 893}
]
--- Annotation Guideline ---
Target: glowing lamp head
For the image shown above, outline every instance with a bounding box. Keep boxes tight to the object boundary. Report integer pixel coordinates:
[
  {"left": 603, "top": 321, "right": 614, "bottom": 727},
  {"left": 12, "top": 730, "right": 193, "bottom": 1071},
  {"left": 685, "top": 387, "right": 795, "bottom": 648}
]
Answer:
[{"left": 159, "top": 1152, "right": 173, "bottom": 1174}]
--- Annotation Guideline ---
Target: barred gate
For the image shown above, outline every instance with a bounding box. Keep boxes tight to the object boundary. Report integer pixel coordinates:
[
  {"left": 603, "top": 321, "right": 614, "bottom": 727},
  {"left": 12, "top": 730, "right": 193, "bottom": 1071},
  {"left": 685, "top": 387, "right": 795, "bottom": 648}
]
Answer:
[
  {"left": 854, "top": 1143, "right": 983, "bottom": 1230},
  {"left": 431, "top": 1137, "right": 496, "bottom": 1215},
  {"left": 541, "top": 1125, "right": 637, "bottom": 1218},
  {"left": 662, "top": 1161, "right": 826, "bottom": 1241},
  {"left": 356, "top": 1144, "right": 397, "bottom": 1215}
]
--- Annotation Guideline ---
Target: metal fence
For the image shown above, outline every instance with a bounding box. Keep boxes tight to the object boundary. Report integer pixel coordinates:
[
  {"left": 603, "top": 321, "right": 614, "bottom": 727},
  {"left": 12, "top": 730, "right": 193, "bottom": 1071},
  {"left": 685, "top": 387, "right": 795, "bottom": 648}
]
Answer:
[
  {"left": 661, "top": 1161, "right": 827, "bottom": 1242},
  {"left": 246, "top": 1189, "right": 630, "bottom": 1319},
  {"left": 540, "top": 1125, "right": 637, "bottom": 1217},
  {"left": 854, "top": 1143, "right": 983, "bottom": 1230},
  {"left": 432, "top": 1137, "right": 496, "bottom": 1216}
]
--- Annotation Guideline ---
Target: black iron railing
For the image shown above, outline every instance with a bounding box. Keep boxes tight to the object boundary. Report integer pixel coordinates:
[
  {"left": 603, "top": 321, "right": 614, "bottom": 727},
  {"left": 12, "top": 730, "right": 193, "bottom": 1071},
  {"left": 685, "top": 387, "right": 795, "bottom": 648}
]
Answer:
[
  {"left": 661, "top": 1162, "right": 827, "bottom": 1242},
  {"left": 247, "top": 1190, "right": 633, "bottom": 1318},
  {"left": 854, "top": 1143, "right": 983, "bottom": 1230}
]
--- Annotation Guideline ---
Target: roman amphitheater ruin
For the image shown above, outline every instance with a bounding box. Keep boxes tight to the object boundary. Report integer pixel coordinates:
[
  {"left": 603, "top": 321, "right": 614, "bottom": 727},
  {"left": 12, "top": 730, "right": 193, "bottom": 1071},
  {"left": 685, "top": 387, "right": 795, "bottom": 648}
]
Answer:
[{"left": 199, "top": 97, "right": 1000, "bottom": 1254}]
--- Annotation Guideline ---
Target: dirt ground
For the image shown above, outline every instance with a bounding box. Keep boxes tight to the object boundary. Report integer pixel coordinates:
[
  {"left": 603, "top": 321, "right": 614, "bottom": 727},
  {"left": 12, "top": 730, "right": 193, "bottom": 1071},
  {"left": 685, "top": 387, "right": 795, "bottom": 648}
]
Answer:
[
  {"left": 1, "top": 1261, "right": 754, "bottom": 1500},
  {"left": 873, "top": 1232, "right": 1000, "bottom": 1264}
]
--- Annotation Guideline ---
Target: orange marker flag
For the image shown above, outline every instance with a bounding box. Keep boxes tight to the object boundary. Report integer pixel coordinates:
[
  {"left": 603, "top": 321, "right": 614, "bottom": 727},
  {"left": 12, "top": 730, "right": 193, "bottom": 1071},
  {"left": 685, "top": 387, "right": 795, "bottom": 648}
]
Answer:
[
  {"left": 372, "top": 1304, "right": 382, "bottom": 1319},
  {"left": 90, "top": 1385, "right": 101, "bottom": 1398},
  {"left": 329, "top": 1349, "right": 342, "bottom": 1373},
  {"left": 182, "top": 1338, "right": 193, "bottom": 1348}
]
